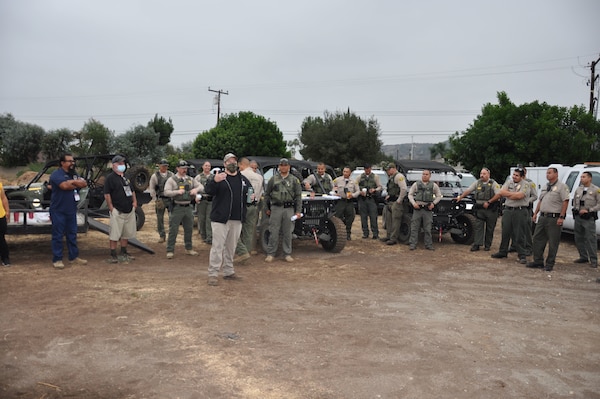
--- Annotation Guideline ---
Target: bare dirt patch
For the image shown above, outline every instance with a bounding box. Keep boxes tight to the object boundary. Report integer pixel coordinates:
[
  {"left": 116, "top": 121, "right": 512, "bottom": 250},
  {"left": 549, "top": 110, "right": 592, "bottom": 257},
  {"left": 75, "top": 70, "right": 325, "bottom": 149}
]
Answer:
[{"left": 1, "top": 205, "right": 599, "bottom": 398}]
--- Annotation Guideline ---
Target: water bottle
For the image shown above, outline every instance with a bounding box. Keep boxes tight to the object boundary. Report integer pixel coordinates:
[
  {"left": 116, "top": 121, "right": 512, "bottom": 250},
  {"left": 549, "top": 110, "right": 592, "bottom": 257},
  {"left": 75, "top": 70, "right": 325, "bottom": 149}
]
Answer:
[
  {"left": 247, "top": 186, "right": 254, "bottom": 204},
  {"left": 291, "top": 213, "right": 304, "bottom": 221}
]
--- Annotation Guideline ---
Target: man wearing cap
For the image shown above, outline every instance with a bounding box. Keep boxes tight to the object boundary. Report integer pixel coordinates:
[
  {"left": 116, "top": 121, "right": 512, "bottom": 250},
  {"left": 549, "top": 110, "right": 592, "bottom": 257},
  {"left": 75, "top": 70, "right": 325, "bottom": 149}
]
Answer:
[
  {"left": 303, "top": 162, "right": 333, "bottom": 195},
  {"left": 104, "top": 155, "right": 137, "bottom": 263},
  {"left": 332, "top": 166, "right": 360, "bottom": 240},
  {"left": 381, "top": 163, "right": 408, "bottom": 245},
  {"left": 408, "top": 170, "right": 442, "bottom": 250},
  {"left": 194, "top": 161, "right": 214, "bottom": 244},
  {"left": 204, "top": 153, "right": 252, "bottom": 286},
  {"left": 234, "top": 157, "right": 264, "bottom": 262},
  {"left": 163, "top": 160, "right": 201, "bottom": 259},
  {"left": 148, "top": 159, "right": 174, "bottom": 243},
  {"left": 264, "top": 158, "right": 303, "bottom": 263},
  {"left": 356, "top": 163, "right": 382, "bottom": 239}
]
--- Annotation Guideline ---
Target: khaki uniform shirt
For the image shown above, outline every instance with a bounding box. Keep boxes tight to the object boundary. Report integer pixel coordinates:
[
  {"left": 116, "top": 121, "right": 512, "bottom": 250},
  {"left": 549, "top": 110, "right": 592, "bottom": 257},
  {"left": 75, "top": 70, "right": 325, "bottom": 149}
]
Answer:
[
  {"left": 525, "top": 178, "right": 538, "bottom": 206},
  {"left": 390, "top": 173, "right": 408, "bottom": 204},
  {"left": 164, "top": 174, "right": 201, "bottom": 205},
  {"left": 573, "top": 183, "right": 600, "bottom": 212},
  {"left": 333, "top": 176, "right": 360, "bottom": 199},
  {"left": 538, "top": 181, "right": 570, "bottom": 213},
  {"left": 241, "top": 167, "right": 264, "bottom": 200},
  {"left": 303, "top": 173, "right": 333, "bottom": 194},
  {"left": 194, "top": 172, "right": 212, "bottom": 195},
  {"left": 408, "top": 181, "right": 442, "bottom": 206},
  {"left": 502, "top": 179, "right": 530, "bottom": 207}
]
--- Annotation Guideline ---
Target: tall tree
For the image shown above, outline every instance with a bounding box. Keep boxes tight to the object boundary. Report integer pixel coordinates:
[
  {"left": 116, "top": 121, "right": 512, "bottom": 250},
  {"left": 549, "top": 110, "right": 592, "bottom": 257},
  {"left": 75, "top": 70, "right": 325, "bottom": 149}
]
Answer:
[
  {"left": 299, "top": 110, "right": 383, "bottom": 168},
  {"left": 112, "top": 125, "right": 163, "bottom": 165},
  {"left": 447, "top": 92, "right": 600, "bottom": 180},
  {"left": 73, "top": 118, "right": 114, "bottom": 155},
  {"left": 192, "top": 111, "right": 288, "bottom": 158},
  {"left": 0, "top": 121, "right": 45, "bottom": 166},
  {"left": 148, "top": 114, "right": 174, "bottom": 146},
  {"left": 42, "top": 128, "right": 73, "bottom": 160}
]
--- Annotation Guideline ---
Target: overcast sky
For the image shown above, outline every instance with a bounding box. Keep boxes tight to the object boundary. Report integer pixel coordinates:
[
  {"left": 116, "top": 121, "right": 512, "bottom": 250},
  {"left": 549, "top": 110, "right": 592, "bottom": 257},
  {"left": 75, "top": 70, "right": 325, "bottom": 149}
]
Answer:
[{"left": 1, "top": 0, "right": 598, "bottom": 150}]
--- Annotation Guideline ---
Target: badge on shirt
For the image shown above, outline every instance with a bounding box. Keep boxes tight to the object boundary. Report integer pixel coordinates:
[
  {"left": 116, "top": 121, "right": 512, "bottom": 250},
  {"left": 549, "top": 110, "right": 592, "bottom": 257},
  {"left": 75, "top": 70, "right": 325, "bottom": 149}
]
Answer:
[{"left": 124, "top": 186, "right": 133, "bottom": 197}]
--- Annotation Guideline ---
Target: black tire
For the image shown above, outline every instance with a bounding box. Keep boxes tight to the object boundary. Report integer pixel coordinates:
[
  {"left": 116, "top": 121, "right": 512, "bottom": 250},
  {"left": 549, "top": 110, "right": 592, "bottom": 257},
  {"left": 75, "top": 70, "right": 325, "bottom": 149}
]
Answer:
[
  {"left": 135, "top": 207, "right": 146, "bottom": 231},
  {"left": 259, "top": 218, "right": 281, "bottom": 255},
  {"left": 397, "top": 213, "right": 412, "bottom": 244},
  {"left": 451, "top": 213, "right": 476, "bottom": 245},
  {"left": 320, "top": 216, "right": 347, "bottom": 253},
  {"left": 125, "top": 165, "right": 150, "bottom": 193}
]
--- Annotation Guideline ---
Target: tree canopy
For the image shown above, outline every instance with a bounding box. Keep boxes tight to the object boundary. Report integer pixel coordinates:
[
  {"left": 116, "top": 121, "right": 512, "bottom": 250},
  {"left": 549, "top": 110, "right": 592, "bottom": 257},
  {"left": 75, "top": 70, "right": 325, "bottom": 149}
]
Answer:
[
  {"left": 299, "top": 110, "right": 384, "bottom": 168},
  {"left": 447, "top": 92, "right": 600, "bottom": 180},
  {"left": 0, "top": 114, "right": 45, "bottom": 166},
  {"left": 192, "top": 111, "right": 288, "bottom": 158},
  {"left": 148, "top": 114, "right": 174, "bottom": 146}
]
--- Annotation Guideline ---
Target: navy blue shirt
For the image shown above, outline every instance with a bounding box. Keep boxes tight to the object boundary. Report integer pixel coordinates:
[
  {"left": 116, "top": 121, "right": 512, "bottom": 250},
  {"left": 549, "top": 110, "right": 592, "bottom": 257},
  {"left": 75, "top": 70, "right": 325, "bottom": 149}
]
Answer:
[{"left": 50, "top": 168, "right": 80, "bottom": 214}]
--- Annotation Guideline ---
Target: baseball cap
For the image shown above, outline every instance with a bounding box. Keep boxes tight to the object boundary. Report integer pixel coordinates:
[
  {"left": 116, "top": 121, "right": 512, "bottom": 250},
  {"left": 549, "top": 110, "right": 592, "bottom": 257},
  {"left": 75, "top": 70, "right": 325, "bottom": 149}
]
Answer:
[
  {"left": 279, "top": 158, "right": 290, "bottom": 165},
  {"left": 176, "top": 160, "right": 189, "bottom": 168},
  {"left": 158, "top": 159, "right": 169, "bottom": 165},
  {"left": 111, "top": 155, "right": 126, "bottom": 163},
  {"left": 386, "top": 163, "right": 396, "bottom": 170},
  {"left": 223, "top": 153, "right": 237, "bottom": 163}
]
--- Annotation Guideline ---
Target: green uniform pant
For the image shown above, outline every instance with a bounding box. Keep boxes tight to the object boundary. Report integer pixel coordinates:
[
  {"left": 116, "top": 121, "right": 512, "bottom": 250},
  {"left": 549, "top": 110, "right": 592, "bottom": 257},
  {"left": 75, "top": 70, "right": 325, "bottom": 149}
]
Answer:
[
  {"left": 358, "top": 197, "right": 378, "bottom": 238},
  {"left": 497, "top": 208, "right": 528, "bottom": 257},
  {"left": 267, "top": 206, "right": 294, "bottom": 256},
  {"left": 387, "top": 201, "right": 404, "bottom": 242},
  {"left": 409, "top": 208, "right": 433, "bottom": 248},
  {"left": 196, "top": 199, "right": 212, "bottom": 241},
  {"left": 167, "top": 204, "right": 194, "bottom": 253},
  {"left": 574, "top": 215, "right": 598, "bottom": 264},
  {"left": 155, "top": 198, "right": 171, "bottom": 239},
  {"left": 334, "top": 199, "right": 355, "bottom": 237},
  {"left": 532, "top": 215, "right": 563, "bottom": 267},
  {"left": 473, "top": 207, "right": 498, "bottom": 249},
  {"left": 235, "top": 203, "right": 258, "bottom": 255}
]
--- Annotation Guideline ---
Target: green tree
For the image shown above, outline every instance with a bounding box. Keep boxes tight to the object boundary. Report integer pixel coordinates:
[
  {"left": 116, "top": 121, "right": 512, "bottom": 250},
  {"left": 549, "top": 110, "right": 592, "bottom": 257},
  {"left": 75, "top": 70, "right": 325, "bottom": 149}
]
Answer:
[
  {"left": 0, "top": 121, "right": 45, "bottom": 166},
  {"left": 299, "top": 110, "right": 383, "bottom": 168},
  {"left": 73, "top": 118, "right": 114, "bottom": 155},
  {"left": 112, "top": 125, "right": 164, "bottom": 165},
  {"left": 287, "top": 138, "right": 301, "bottom": 158},
  {"left": 0, "top": 113, "right": 17, "bottom": 149},
  {"left": 42, "top": 128, "right": 73, "bottom": 160},
  {"left": 429, "top": 142, "right": 448, "bottom": 160},
  {"left": 192, "top": 111, "right": 288, "bottom": 158},
  {"left": 447, "top": 92, "right": 600, "bottom": 180},
  {"left": 148, "top": 114, "right": 174, "bottom": 146}
]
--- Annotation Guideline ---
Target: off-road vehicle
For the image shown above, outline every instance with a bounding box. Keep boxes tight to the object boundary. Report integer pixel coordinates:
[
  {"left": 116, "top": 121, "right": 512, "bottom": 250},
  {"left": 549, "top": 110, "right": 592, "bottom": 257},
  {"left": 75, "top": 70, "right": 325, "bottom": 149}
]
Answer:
[
  {"left": 394, "top": 160, "right": 476, "bottom": 245},
  {"left": 5, "top": 154, "right": 151, "bottom": 232}
]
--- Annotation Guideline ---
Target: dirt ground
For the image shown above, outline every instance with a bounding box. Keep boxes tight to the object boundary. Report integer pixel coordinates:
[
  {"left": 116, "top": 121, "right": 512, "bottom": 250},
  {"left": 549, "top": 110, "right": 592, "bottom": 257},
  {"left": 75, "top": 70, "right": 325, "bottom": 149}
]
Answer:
[{"left": 1, "top": 202, "right": 599, "bottom": 399}]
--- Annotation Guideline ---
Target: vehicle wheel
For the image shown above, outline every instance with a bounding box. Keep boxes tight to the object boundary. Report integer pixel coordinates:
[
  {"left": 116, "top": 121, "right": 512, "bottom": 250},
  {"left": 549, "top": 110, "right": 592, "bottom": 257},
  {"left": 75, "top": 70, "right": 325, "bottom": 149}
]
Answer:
[
  {"left": 320, "top": 216, "right": 347, "bottom": 253},
  {"left": 259, "top": 218, "right": 281, "bottom": 255},
  {"left": 397, "top": 213, "right": 412, "bottom": 244},
  {"left": 135, "top": 207, "right": 146, "bottom": 230},
  {"left": 126, "top": 165, "right": 150, "bottom": 193},
  {"left": 451, "top": 213, "right": 476, "bottom": 245}
]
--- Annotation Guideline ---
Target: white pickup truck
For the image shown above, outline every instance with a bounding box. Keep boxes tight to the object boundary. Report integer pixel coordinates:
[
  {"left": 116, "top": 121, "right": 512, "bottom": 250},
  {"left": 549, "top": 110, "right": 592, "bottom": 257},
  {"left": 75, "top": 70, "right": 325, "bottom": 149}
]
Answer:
[{"left": 510, "top": 163, "right": 600, "bottom": 239}]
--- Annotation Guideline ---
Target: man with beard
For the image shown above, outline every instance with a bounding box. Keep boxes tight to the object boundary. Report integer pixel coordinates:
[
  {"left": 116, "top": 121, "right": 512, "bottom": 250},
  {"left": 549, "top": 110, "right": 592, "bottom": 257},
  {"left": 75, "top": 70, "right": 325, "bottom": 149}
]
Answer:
[
  {"left": 49, "top": 153, "right": 88, "bottom": 269},
  {"left": 205, "top": 153, "right": 251, "bottom": 286}
]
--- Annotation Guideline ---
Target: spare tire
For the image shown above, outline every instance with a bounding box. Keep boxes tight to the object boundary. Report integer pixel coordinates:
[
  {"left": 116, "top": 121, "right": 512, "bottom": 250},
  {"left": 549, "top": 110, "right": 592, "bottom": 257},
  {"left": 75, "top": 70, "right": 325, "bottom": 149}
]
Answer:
[{"left": 125, "top": 165, "right": 150, "bottom": 193}]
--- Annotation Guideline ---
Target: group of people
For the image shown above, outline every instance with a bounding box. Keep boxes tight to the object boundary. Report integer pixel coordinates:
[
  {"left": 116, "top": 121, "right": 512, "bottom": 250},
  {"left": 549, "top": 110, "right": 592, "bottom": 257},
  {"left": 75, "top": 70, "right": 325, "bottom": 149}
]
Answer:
[{"left": 5, "top": 154, "right": 596, "bottom": 279}]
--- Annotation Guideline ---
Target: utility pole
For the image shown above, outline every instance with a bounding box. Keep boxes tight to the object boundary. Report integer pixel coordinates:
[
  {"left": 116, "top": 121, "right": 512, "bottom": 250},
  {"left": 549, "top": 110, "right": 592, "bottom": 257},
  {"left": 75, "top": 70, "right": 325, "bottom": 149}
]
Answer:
[
  {"left": 589, "top": 55, "right": 600, "bottom": 117},
  {"left": 208, "top": 87, "right": 229, "bottom": 124}
]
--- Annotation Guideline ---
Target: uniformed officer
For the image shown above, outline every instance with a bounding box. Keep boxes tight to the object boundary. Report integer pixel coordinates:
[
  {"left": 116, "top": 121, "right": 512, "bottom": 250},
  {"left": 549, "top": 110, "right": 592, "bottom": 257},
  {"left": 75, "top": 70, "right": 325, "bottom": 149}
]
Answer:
[
  {"left": 510, "top": 167, "right": 538, "bottom": 255},
  {"left": 194, "top": 161, "right": 214, "bottom": 244},
  {"left": 163, "top": 160, "right": 202, "bottom": 259},
  {"left": 234, "top": 157, "right": 264, "bottom": 262},
  {"left": 303, "top": 162, "right": 333, "bottom": 194},
  {"left": 455, "top": 168, "right": 501, "bottom": 251},
  {"left": 572, "top": 171, "right": 599, "bottom": 268},
  {"left": 357, "top": 164, "right": 382, "bottom": 239},
  {"left": 332, "top": 166, "right": 360, "bottom": 240},
  {"left": 408, "top": 170, "right": 442, "bottom": 250},
  {"left": 526, "top": 167, "right": 570, "bottom": 272},
  {"left": 264, "top": 158, "right": 303, "bottom": 263},
  {"left": 148, "top": 159, "right": 174, "bottom": 243},
  {"left": 380, "top": 163, "right": 408, "bottom": 245},
  {"left": 491, "top": 167, "right": 531, "bottom": 264}
]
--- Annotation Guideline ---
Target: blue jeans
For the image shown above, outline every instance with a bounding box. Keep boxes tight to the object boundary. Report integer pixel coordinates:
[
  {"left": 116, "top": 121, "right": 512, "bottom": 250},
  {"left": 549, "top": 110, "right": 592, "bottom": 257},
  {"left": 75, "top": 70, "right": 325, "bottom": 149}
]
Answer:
[{"left": 50, "top": 209, "right": 79, "bottom": 262}]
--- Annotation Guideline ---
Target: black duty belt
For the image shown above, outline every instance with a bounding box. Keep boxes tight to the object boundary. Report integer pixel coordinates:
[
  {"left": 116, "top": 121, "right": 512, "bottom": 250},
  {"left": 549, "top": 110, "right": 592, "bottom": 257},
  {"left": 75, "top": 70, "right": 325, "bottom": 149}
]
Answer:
[
  {"left": 540, "top": 212, "right": 560, "bottom": 218},
  {"left": 247, "top": 202, "right": 258, "bottom": 206},
  {"left": 272, "top": 201, "right": 295, "bottom": 208},
  {"left": 174, "top": 203, "right": 190, "bottom": 207},
  {"left": 505, "top": 206, "right": 524, "bottom": 210}
]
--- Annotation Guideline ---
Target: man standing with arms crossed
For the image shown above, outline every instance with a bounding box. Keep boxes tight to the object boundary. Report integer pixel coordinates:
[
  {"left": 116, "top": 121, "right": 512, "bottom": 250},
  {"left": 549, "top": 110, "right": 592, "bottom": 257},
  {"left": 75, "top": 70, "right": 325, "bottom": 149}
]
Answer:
[
  {"left": 408, "top": 170, "right": 442, "bottom": 250},
  {"left": 572, "top": 171, "right": 599, "bottom": 268},
  {"left": 50, "top": 153, "right": 88, "bottom": 269},
  {"left": 527, "top": 167, "right": 570, "bottom": 272},
  {"left": 381, "top": 163, "right": 407, "bottom": 246},
  {"left": 148, "top": 159, "right": 173, "bottom": 243},
  {"left": 264, "top": 158, "right": 302, "bottom": 263},
  {"left": 455, "top": 167, "right": 502, "bottom": 252}
]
